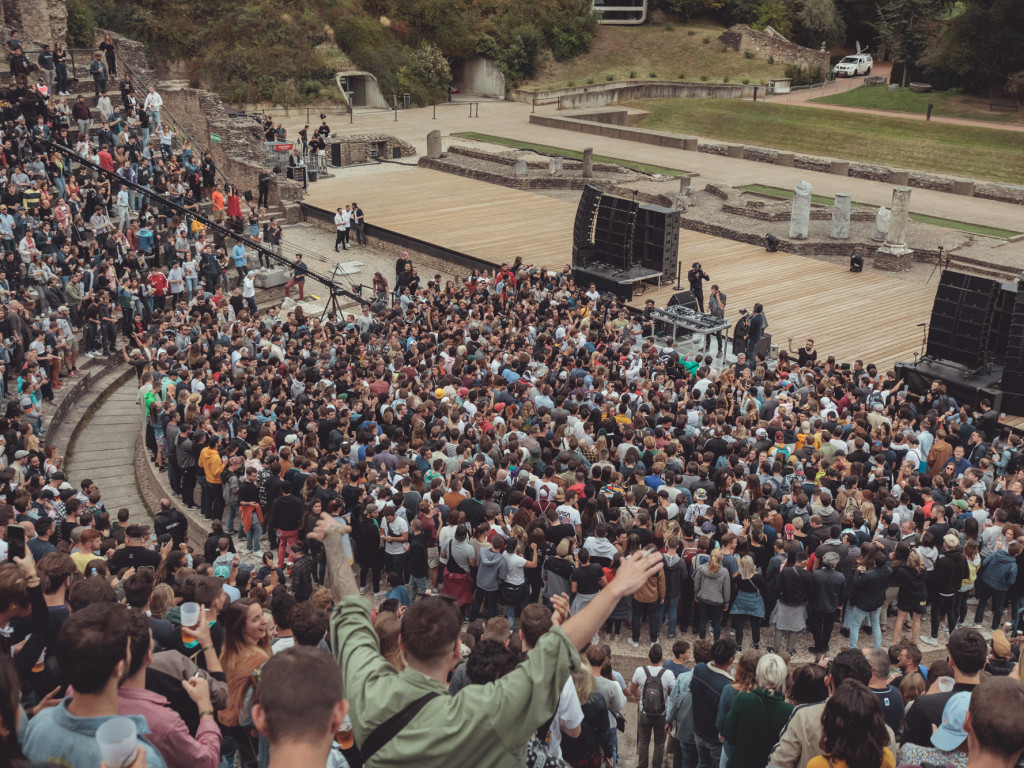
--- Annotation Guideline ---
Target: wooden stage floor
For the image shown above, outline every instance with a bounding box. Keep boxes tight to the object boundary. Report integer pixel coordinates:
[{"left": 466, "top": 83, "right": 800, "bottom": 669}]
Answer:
[{"left": 305, "top": 166, "right": 934, "bottom": 371}]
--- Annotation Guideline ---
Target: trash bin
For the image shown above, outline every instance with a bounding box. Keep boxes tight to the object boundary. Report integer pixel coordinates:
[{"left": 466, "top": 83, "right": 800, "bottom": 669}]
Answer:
[{"left": 402, "top": 93, "right": 411, "bottom": 109}]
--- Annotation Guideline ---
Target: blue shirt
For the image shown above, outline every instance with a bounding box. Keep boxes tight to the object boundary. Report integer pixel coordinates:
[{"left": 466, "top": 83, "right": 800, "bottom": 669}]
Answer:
[
  {"left": 232, "top": 243, "right": 247, "bottom": 267},
  {"left": 21, "top": 700, "right": 167, "bottom": 768},
  {"left": 386, "top": 584, "right": 411, "bottom": 606}
]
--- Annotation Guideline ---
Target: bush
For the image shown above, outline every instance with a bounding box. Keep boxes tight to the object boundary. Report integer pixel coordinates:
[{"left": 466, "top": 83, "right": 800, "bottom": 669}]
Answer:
[
  {"left": 629, "top": 70, "right": 637, "bottom": 78},
  {"left": 688, "top": 29, "right": 697, "bottom": 36},
  {"left": 664, "top": 23, "right": 674, "bottom": 30},
  {"left": 66, "top": 0, "right": 96, "bottom": 48},
  {"left": 586, "top": 77, "right": 594, "bottom": 84},
  {"left": 723, "top": 75, "right": 730, "bottom": 82},
  {"left": 742, "top": 77, "right": 750, "bottom": 84},
  {"left": 568, "top": 80, "right": 575, "bottom": 87},
  {"left": 768, "top": 55, "right": 775, "bottom": 65},
  {"left": 744, "top": 50, "right": 755, "bottom": 59},
  {"left": 701, "top": 74, "right": 709, "bottom": 81},
  {"left": 784, "top": 63, "right": 825, "bottom": 87},
  {"left": 649, "top": 71, "right": 657, "bottom": 77},
  {"left": 606, "top": 74, "right": 614, "bottom": 81},
  {"left": 678, "top": 72, "right": 686, "bottom": 79},
  {"left": 703, "top": 35, "right": 711, "bottom": 43}
]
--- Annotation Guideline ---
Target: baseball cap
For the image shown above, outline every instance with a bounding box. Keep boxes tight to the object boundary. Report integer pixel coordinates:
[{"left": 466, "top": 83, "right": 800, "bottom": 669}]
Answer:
[
  {"left": 784, "top": 523, "right": 796, "bottom": 541},
  {"left": 774, "top": 431, "right": 784, "bottom": 442},
  {"left": 14, "top": 449, "right": 29, "bottom": 459},
  {"left": 434, "top": 388, "right": 445, "bottom": 399},
  {"left": 458, "top": 387, "right": 469, "bottom": 397},
  {"left": 756, "top": 428, "right": 768, "bottom": 438},
  {"left": 929, "top": 692, "right": 971, "bottom": 751},
  {"left": 214, "top": 565, "right": 231, "bottom": 579},
  {"left": 700, "top": 521, "right": 714, "bottom": 534},
  {"left": 992, "top": 629, "right": 1013, "bottom": 659}
]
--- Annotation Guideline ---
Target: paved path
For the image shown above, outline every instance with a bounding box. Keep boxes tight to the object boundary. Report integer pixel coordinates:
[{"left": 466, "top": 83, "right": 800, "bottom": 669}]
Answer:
[
  {"left": 280, "top": 99, "right": 1024, "bottom": 234},
  {"left": 65, "top": 376, "right": 152, "bottom": 525}
]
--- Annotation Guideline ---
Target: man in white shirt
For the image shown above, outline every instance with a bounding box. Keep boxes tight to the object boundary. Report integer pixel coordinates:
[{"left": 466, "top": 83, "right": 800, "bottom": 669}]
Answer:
[
  {"left": 333, "top": 207, "right": 347, "bottom": 252},
  {"left": 143, "top": 86, "right": 163, "bottom": 127},
  {"left": 628, "top": 643, "right": 676, "bottom": 768}
]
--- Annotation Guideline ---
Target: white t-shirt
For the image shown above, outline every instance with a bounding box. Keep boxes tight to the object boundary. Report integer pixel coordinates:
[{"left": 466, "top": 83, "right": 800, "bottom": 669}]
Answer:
[
  {"left": 631, "top": 664, "right": 675, "bottom": 714},
  {"left": 545, "top": 677, "right": 584, "bottom": 759},
  {"left": 273, "top": 636, "right": 296, "bottom": 654},
  {"left": 383, "top": 516, "right": 409, "bottom": 556},
  {"left": 504, "top": 550, "right": 527, "bottom": 585},
  {"left": 556, "top": 504, "right": 581, "bottom": 527}
]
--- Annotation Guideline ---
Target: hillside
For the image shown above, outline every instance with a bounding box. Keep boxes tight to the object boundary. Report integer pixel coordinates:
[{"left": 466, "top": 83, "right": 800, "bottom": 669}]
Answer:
[{"left": 525, "top": 21, "right": 790, "bottom": 90}]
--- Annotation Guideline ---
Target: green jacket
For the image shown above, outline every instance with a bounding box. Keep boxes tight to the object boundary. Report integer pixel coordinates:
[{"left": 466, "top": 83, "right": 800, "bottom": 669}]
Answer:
[
  {"left": 330, "top": 595, "right": 582, "bottom": 768},
  {"left": 65, "top": 280, "right": 83, "bottom": 307},
  {"left": 721, "top": 687, "right": 793, "bottom": 768}
]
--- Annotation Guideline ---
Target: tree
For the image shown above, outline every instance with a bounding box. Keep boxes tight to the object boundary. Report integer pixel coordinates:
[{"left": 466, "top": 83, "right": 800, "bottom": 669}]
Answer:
[
  {"left": 874, "top": 0, "right": 952, "bottom": 87},
  {"left": 941, "top": 0, "right": 1024, "bottom": 94},
  {"left": 793, "top": 0, "right": 845, "bottom": 48}
]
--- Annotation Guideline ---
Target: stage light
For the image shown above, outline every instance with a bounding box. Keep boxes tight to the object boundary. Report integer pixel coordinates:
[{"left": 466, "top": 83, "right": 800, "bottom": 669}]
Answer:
[
  {"left": 849, "top": 252, "right": 863, "bottom": 273},
  {"left": 764, "top": 233, "right": 779, "bottom": 252}
]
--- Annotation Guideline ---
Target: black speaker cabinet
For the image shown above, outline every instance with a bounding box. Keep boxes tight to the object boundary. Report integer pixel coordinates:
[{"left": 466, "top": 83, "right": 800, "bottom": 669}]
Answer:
[
  {"left": 668, "top": 290, "right": 697, "bottom": 309},
  {"left": 330, "top": 142, "right": 342, "bottom": 167}
]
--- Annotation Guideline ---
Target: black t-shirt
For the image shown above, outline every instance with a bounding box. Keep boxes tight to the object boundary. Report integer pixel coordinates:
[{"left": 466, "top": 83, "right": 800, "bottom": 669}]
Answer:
[
  {"left": 108, "top": 545, "right": 161, "bottom": 572},
  {"left": 572, "top": 562, "right": 604, "bottom": 595},
  {"left": 408, "top": 530, "right": 429, "bottom": 578},
  {"left": 871, "top": 684, "right": 904, "bottom": 735},
  {"left": 634, "top": 527, "right": 654, "bottom": 548},
  {"left": 545, "top": 523, "right": 575, "bottom": 546}
]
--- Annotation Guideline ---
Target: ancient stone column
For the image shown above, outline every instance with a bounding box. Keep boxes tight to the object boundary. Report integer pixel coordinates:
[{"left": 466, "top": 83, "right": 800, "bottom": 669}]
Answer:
[
  {"left": 549, "top": 156, "right": 563, "bottom": 174},
  {"left": 789, "top": 181, "right": 812, "bottom": 240},
  {"left": 514, "top": 158, "right": 528, "bottom": 177},
  {"left": 426, "top": 130, "right": 441, "bottom": 159},
  {"left": 872, "top": 207, "right": 890, "bottom": 242},
  {"left": 886, "top": 186, "right": 912, "bottom": 249},
  {"left": 582, "top": 147, "right": 594, "bottom": 178},
  {"left": 830, "top": 193, "right": 851, "bottom": 239}
]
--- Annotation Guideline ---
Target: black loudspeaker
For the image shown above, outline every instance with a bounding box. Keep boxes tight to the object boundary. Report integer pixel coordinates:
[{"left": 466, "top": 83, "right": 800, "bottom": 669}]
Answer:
[
  {"left": 668, "top": 290, "right": 697, "bottom": 309},
  {"left": 572, "top": 184, "right": 602, "bottom": 265},
  {"left": 330, "top": 142, "right": 343, "bottom": 167},
  {"left": 925, "top": 271, "right": 997, "bottom": 370},
  {"left": 634, "top": 204, "right": 680, "bottom": 283},
  {"left": 999, "top": 282, "right": 1024, "bottom": 410},
  {"left": 593, "top": 195, "right": 638, "bottom": 269},
  {"left": 989, "top": 282, "right": 1017, "bottom": 367},
  {"left": 243, "top": 189, "right": 253, "bottom": 203}
]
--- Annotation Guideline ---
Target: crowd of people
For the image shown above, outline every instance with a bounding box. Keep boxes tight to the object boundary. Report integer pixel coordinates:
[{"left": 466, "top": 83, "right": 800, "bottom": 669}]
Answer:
[{"left": 3, "top": 29, "right": 1024, "bottom": 768}]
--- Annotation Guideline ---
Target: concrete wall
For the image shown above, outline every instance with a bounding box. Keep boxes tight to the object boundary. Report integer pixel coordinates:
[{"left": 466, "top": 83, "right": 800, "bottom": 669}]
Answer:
[
  {"left": 327, "top": 133, "right": 416, "bottom": 165},
  {"left": 453, "top": 56, "right": 506, "bottom": 99}
]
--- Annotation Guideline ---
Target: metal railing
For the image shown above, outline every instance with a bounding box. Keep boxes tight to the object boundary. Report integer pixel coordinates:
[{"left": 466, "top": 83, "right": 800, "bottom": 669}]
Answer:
[{"left": 22, "top": 47, "right": 96, "bottom": 86}]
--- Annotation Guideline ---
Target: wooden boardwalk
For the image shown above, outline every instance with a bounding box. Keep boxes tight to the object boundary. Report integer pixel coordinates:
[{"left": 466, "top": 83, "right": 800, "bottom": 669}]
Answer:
[{"left": 307, "top": 166, "right": 935, "bottom": 370}]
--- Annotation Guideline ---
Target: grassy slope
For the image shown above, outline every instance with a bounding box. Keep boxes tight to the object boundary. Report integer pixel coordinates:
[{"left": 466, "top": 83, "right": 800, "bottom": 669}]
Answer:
[
  {"left": 812, "top": 87, "right": 1024, "bottom": 126},
  {"left": 635, "top": 99, "right": 1024, "bottom": 184},
  {"left": 525, "top": 21, "right": 789, "bottom": 91}
]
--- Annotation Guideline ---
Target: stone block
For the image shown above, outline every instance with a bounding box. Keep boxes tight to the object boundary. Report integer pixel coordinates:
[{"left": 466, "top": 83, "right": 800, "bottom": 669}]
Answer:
[
  {"left": 830, "top": 160, "right": 850, "bottom": 176},
  {"left": 514, "top": 159, "right": 528, "bottom": 177},
  {"left": 726, "top": 144, "right": 744, "bottom": 159},
  {"left": 426, "top": 130, "right": 442, "bottom": 159},
  {"left": 682, "top": 137, "right": 699, "bottom": 151},
  {"left": 953, "top": 180, "right": 975, "bottom": 196},
  {"left": 830, "top": 193, "right": 851, "bottom": 239},
  {"left": 548, "top": 156, "right": 564, "bottom": 175},
  {"left": 889, "top": 169, "right": 910, "bottom": 185},
  {"left": 789, "top": 181, "right": 812, "bottom": 240},
  {"left": 582, "top": 148, "right": 594, "bottom": 178},
  {"left": 253, "top": 267, "right": 290, "bottom": 288},
  {"left": 775, "top": 152, "right": 795, "bottom": 167}
]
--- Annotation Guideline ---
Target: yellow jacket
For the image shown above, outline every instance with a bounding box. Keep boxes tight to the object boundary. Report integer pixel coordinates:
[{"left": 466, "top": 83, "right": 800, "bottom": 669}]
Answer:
[{"left": 200, "top": 446, "right": 224, "bottom": 485}]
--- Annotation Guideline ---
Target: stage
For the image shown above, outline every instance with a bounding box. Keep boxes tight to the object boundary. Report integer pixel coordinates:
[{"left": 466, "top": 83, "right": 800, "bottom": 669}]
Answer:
[{"left": 304, "top": 164, "right": 937, "bottom": 370}]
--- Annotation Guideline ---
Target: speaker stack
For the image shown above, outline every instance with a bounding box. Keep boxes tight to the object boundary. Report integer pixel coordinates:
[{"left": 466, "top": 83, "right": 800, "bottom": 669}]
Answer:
[
  {"left": 572, "top": 184, "right": 602, "bottom": 266},
  {"left": 925, "top": 271, "right": 999, "bottom": 371},
  {"left": 634, "top": 204, "right": 680, "bottom": 281},
  {"left": 593, "top": 195, "right": 638, "bottom": 269},
  {"left": 999, "top": 283, "right": 1024, "bottom": 413}
]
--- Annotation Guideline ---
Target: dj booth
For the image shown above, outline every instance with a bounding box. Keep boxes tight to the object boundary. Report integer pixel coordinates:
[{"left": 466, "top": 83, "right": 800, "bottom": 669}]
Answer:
[{"left": 651, "top": 304, "right": 732, "bottom": 362}]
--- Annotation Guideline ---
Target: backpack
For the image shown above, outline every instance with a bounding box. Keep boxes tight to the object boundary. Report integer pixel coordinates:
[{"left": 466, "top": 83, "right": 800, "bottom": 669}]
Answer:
[{"left": 641, "top": 667, "right": 667, "bottom": 717}]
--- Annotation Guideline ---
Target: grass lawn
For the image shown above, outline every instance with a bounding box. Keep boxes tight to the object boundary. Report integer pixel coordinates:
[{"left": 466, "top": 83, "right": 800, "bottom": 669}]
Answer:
[
  {"left": 635, "top": 99, "right": 1024, "bottom": 185},
  {"left": 452, "top": 132, "right": 689, "bottom": 176},
  {"left": 740, "top": 184, "right": 1021, "bottom": 238},
  {"left": 524, "top": 21, "right": 788, "bottom": 91},
  {"left": 812, "top": 87, "right": 1024, "bottom": 125}
]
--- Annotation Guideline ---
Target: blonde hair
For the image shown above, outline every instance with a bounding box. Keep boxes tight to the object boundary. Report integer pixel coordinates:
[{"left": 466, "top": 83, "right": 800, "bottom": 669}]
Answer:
[
  {"left": 374, "top": 611, "right": 406, "bottom": 672},
  {"left": 708, "top": 548, "right": 724, "bottom": 575},
  {"left": 572, "top": 664, "right": 595, "bottom": 704},
  {"left": 150, "top": 583, "right": 175, "bottom": 618},
  {"left": 738, "top": 555, "right": 756, "bottom": 580}
]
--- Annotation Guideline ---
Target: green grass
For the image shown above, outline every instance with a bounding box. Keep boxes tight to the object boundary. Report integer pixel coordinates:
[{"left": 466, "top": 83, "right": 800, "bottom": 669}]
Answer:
[
  {"left": 739, "top": 184, "right": 1021, "bottom": 239},
  {"left": 812, "top": 87, "right": 1023, "bottom": 125},
  {"left": 452, "top": 132, "right": 689, "bottom": 176},
  {"left": 634, "top": 99, "right": 1024, "bottom": 185},
  {"left": 525, "top": 22, "right": 786, "bottom": 91}
]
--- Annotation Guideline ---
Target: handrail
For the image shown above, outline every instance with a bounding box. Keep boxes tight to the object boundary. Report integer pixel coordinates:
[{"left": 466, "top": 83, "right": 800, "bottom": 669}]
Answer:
[
  {"left": 114, "top": 56, "right": 251, "bottom": 207},
  {"left": 40, "top": 137, "right": 368, "bottom": 307}
]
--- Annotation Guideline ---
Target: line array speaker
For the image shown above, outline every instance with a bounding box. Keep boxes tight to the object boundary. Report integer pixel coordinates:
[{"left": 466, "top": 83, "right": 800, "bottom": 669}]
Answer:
[
  {"left": 572, "top": 184, "right": 602, "bottom": 255},
  {"left": 634, "top": 204, "right": 680, "bottom": 283},
  {"left": 925, "top": 270, "right": 998, "bottom": 370}
]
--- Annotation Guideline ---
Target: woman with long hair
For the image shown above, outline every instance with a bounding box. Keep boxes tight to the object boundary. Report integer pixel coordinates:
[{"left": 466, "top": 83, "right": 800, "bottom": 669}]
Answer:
[
  {"left": 892, "top": 549, "right": 928, "bottom": 646},
  {"left": 808, "top": 681, "right": 895, "bottom": 768},
  {"left": 722, "top": 653, "right": 793, "bottom": 768},
  {"left": 218, "top": 598, "right": 271, "bottom": 768},
  {"left": 373, "top": 611, "right": 406, "bottom": 671},
  {"left": 730, "top": 555, "right": 768, "bottom": 649},
  {"left": 694, "top": 548, "right": 731, "bottom": 641},
  {"left": 561, "top": 665, "right": 612, "bottom": 768}
]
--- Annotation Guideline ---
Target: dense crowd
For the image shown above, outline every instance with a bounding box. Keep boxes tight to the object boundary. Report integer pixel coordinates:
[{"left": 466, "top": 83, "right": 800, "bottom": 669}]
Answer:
[{"left": 2, "top": 31, "right": 1024, "bottom": 768}]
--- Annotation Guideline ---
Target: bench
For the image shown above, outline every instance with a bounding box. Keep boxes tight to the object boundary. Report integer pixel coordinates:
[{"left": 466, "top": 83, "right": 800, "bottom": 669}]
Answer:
[{"left": 990, "top": 97, "right": 1019, "bottom": 111}]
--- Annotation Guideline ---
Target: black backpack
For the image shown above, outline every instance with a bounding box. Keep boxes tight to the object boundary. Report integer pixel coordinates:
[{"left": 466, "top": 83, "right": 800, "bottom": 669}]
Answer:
[{"left": 641, "top": 667, "right": 667, "bottom": 717}]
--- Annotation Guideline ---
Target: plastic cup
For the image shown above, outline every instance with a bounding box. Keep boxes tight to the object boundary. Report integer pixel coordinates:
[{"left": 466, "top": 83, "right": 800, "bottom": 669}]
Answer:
[
  {"left": 96, "top": 717, "right": 138, "bottom": 768},
  {"left": 938, "top": 676, "right": 955, "bottom": 693},
  {"left": 335, "top": 715, "right": 354, "bottom": 748},
  {"left": 180, "top": 602, "right": 200, "bottom": 644}
]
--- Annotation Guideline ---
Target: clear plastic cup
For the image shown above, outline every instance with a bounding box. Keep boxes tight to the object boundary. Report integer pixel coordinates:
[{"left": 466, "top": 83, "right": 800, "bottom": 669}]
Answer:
[
  {"left": 96, "top": 716, "right": 138, "bottom": 768},
  {"left": 938, "top": 676, "right": 955, "bottom": 693},
  {"left": 180, "top": 602, "right": 200, "bottom": 644}
]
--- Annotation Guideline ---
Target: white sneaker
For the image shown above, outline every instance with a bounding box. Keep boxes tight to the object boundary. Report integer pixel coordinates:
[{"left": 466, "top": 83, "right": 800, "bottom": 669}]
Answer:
[
  {"left": 253, "top": 549, "right": 262, "bottom": 557},
  {"left": 627, "top": 638, "right": 639, "bottom": 648},
  {"left": 920, "top": 636, "right": 938, "bottom": 646},
  {"left": 359, "top": 586, "right": 368, "bottom": 595},
  {"left": 374, "top": 591, "right": 384, "bottom": 598}
]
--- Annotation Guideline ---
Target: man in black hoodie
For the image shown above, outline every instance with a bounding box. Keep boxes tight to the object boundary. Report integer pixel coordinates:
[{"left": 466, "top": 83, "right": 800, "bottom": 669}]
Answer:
[
  {"left": 175, "top": 423, "right": 198, "bottom": 510},
  {"left": 924, "top": 532, "right": 969, "bottom": 645}
]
